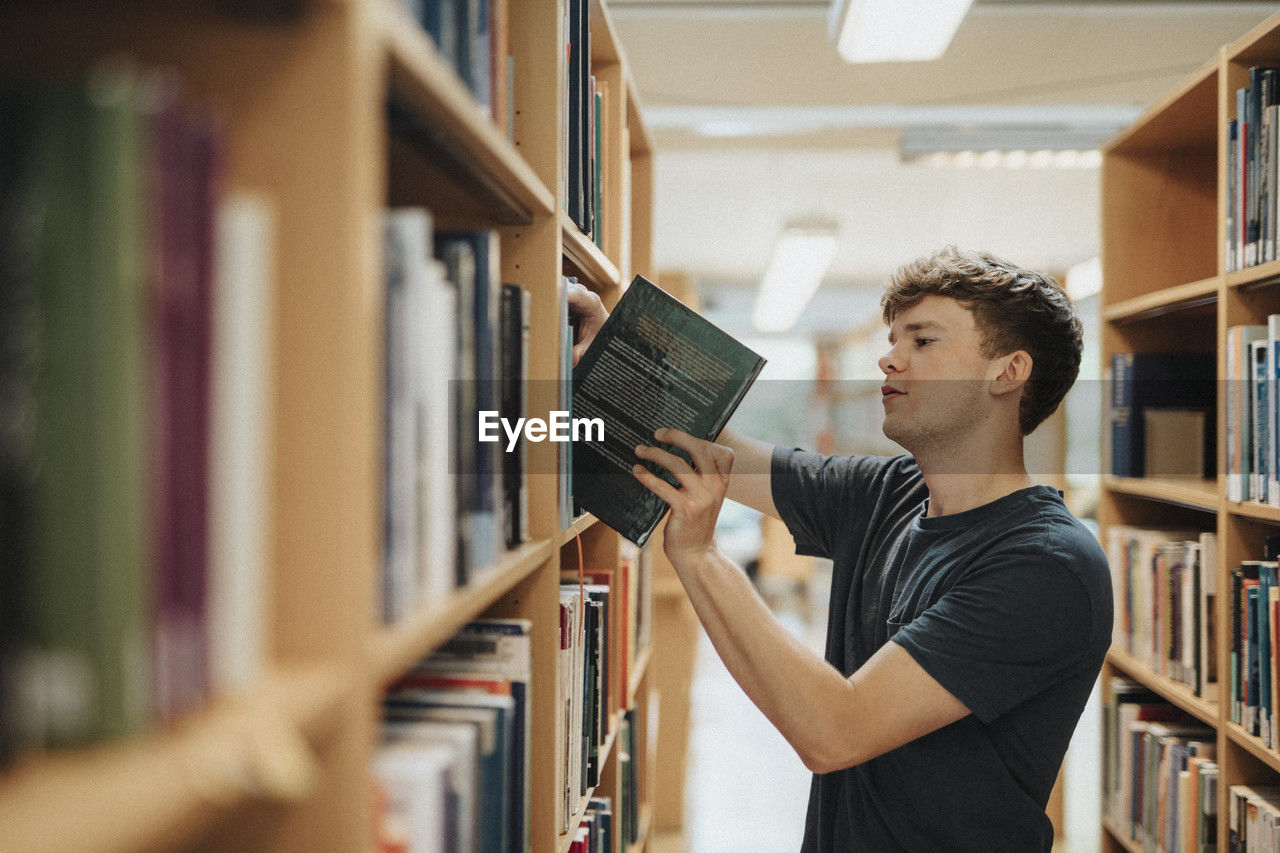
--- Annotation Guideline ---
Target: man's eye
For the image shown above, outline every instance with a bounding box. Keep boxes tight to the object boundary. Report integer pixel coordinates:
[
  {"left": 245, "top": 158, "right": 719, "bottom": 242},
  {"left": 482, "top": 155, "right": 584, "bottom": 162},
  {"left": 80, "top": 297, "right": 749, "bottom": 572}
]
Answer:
[{"left": 915, "top": 338, "right": 934, "bottom": 347}]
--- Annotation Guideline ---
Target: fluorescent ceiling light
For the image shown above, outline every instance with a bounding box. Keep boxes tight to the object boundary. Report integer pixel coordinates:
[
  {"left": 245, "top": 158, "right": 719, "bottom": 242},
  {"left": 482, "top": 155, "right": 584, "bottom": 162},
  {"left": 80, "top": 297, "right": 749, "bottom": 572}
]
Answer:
[
  {"left": 752, "top": 224, "right": 838, "bottom": 333},
  {"left": 1065, "top": 257, "right": 1102, "bottom": 302},
  {"left": 912, "top": 149, "right": 1103, "bottom": 170},
  {"left": 829, "top": 0, "right": 973, "bottom": 63}
]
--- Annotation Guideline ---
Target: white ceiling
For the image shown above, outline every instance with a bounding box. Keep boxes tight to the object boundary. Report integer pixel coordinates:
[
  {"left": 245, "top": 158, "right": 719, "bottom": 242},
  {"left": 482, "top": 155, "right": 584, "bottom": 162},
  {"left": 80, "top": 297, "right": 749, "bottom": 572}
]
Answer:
[{"left": 612, "top": 1, "right": 1278, "bottom": 335}]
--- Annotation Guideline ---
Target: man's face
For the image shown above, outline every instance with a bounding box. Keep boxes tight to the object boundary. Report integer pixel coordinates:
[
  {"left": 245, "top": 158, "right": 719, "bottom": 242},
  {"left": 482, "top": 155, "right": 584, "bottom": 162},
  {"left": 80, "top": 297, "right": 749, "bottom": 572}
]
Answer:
[{"left": 877, "top": 295, "right": 1008, "bottom": 453}]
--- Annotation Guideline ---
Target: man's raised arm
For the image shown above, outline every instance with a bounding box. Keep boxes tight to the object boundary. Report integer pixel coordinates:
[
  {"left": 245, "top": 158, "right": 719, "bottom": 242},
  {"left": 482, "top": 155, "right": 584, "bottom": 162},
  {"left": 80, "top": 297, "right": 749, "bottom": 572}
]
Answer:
[{"left": 715, "top": 427, "right": 779, "bottom": 520}]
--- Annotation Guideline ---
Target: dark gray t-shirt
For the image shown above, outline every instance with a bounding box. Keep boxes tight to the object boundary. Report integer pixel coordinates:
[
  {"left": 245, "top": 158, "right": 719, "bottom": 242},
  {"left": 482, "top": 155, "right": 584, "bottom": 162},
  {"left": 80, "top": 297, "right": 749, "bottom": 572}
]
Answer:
[{"left": 771, "top": 448, "right": 1112, "bottom": 853}]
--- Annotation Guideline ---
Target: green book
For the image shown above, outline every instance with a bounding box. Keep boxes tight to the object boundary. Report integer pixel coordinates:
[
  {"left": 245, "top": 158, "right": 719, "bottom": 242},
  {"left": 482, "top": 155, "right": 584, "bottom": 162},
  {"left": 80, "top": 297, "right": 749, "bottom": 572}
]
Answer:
[
  {"left": 22, "top": 71, "right": 150, "bottom": 746},
  {"left": 571, "top": 275, "right": 765, "bottom": 546}
]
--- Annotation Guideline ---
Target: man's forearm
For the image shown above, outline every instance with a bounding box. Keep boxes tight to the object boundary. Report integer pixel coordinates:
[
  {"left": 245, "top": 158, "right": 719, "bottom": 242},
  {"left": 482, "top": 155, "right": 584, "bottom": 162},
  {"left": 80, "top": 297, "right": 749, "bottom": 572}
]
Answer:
[
  {"left": 717, "top": 428, "right": 780, "bottom": 519},
  {"left": 671, "top": 546, "right": 858, "bottom": 772}
]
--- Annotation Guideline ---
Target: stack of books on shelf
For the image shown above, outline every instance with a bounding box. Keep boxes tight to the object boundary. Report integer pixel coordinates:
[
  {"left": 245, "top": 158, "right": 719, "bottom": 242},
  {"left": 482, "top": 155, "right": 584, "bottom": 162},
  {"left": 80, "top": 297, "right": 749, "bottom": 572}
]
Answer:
[
  {"left": 1227, "top": 66, "right": 1280, "bottom": 274},
  {"left": 563, "top": 0, "right": 607, "bottom": 247},
  {"left": 0, "top": 68, "right": 275, "bottom": 762},
  {"left": 617, "top": 708, "right": 641, "bottom": 847},
  {"left": 1229, "top": 540, "right": 1280, "bottom": 749},
  {"left": 1108, "top": 352, "right": 1215, "bottom": 479},
  {"left": 570, "top": 797, "right": 615, "bottom": 853},
  {"left": 558, "top": 577, "right": 612, "bottom": 831},
  {"left": 1105, "top": 527, "right": 1218, "bottom": 697},
  {"left": 1226, "top": 320, "right": 1280, "bottom": 505},
  {"left": 377, "top": 618, "right": 532, "bottom": 853},
  {"left": 1104, "top": 677, "right": 1218, "bottom": 852},
  {"left": 380, "top": 210, "right": 531, "bottom": 623},
  {"left": 394, "top": 0, "right": 514, "bottom": 136},
  {"left": 1229, "top": 785, "right": 1280, "bottom": 852}
]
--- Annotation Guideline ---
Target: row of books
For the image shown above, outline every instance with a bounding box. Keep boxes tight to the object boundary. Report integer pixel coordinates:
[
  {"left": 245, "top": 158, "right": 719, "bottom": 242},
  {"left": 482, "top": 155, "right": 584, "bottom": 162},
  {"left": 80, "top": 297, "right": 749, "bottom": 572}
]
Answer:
[
  {"left": 1105, "top": 527, "right": 1218, "bottom": 698},
  {"left": 1227, "top": 66, "right": 1280, "bottom": 274},
  {"left": 563, "top": 0, "right": 606, "bottom": 246},
  {"left": 398, "top": 0, "right": 513, "bottom": 137},
  {"left": 377, "top": 619, "right": 532, "bottom": 853},
  {"left": 1108, "top": 352, "right": 1215, "bottom": 479},
  {"left": 1103, "top": 678, "right": 1218, "bottom": 853},
  {"left": 381, "top": 211, "right": 531, "bottom": 623},
  {"left": 1229, "top": 541, "right": 1280, "bottom": 748},
  {"left": 559, "top": 579, "right": 613, "bottom": 832},
  {"left": 0, "top": 71, "right": 274, "bottom": 761},
  {"left": 1231, "top": 785, "right": 1280, "bottom": 852},
  {"left": 1226, "top": 322, "right": 1280, "bottom": 505}
]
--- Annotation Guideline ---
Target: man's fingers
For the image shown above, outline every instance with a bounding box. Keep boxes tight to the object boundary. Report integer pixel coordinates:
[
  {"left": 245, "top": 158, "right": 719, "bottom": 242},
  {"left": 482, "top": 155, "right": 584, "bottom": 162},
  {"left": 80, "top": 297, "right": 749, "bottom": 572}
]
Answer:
[
  {"left": 656, "top": 428, "right": 730, "bottom": 480},
  {"left": 631, "top": 464, "right": 681, "bottom": 505},
  {"left": 635, "top": 444, "right": 697, "bottom": 489}
]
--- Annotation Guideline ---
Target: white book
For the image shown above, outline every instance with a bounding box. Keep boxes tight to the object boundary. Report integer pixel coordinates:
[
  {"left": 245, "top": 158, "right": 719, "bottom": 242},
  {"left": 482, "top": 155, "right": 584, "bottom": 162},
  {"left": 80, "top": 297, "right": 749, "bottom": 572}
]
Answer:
[
  {"left": 374, "top": 738, "right": 453, "bottom": 852},
  {"left": 383, "top": 719, "right": 480, "bottom": 853},
  {"left": 384, "top": 210, "right": 425, "bottom": 621},
  {"left": 208, "top": 193, "right": 274, "bottom": 695},
  {"left": 1230, "top": 326, "right": 1267, "bottom": 502},
  {"left": 419, "top": 255, "right": 457, "bottom": 604},
  {"left": 1199, "top": 532, "right": 1218, "bottom": 699},
  {"left": 1270, "top": 314, "right": 1280, "bottom": 506}
]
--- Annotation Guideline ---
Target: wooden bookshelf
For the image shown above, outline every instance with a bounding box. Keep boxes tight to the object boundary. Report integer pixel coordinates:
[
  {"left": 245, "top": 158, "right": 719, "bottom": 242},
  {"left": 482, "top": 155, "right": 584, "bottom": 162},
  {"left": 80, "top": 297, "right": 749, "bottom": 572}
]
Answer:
[
  {"left": 1101, "top": 476, "right": 1219, "bottom": 512},
  {"left": 1103, "top": 816, "right": 1144, "bottom": 853},
  {"left": 1105, "top": 648, "right": 1218, "bottom": 727},
  {"left": 1101, "top": 275, "right": 1219, "bottom": 324},
  {"left": 1098, "top": 11, "right": 1280, "bottom": 851},
  {"left": 0, "top": 0, "right": 660, "bottom": 850}
]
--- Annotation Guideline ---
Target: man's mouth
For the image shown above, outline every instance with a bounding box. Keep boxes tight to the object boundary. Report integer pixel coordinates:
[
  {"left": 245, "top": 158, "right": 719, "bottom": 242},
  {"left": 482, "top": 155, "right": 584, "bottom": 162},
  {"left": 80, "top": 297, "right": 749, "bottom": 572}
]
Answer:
[{"left": 881, "top": 385, "right": 906, "bottom": 400}]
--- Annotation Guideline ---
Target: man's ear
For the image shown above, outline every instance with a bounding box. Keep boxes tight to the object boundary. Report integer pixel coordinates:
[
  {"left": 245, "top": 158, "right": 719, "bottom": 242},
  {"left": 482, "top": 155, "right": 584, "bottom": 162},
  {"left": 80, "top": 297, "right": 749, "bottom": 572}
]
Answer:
[{"left": 990, "top": 350, "right": 1032, "bottom": 398}]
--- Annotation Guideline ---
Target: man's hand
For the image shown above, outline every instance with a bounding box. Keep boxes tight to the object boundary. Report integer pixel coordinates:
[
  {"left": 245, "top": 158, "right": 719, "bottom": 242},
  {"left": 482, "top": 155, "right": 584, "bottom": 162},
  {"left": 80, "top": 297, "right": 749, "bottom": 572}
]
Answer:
[
  {"left": 566, "top": 279, "right": 608, "bottom": 365},
  {"left": 632, "top": 428, "right": 734, "bottom": 566}
]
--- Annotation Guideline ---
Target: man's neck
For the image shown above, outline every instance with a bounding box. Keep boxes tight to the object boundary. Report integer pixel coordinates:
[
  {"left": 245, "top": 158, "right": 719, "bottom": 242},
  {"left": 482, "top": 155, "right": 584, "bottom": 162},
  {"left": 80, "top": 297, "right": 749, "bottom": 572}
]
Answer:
[{"left": 913, "top": 431, "right": 1037, "bottom": 518}]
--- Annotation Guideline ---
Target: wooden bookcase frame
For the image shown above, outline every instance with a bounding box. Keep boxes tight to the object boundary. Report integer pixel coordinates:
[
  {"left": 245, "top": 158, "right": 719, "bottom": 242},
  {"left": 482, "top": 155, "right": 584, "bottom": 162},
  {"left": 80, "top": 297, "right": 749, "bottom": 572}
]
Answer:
[
  {"left": 1098, "top": 9, "right": 1280, "bottom": 852},
  {"left": 0, "top": 1, "right": 657, "bottom": 851}
]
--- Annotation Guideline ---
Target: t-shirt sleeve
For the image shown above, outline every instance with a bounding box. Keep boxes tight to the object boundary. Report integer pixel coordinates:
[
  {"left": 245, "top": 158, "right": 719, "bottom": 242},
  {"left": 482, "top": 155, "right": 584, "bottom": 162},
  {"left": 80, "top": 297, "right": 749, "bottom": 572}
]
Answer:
[
  {"left": 889, "top": 552, "right": 1093, "bottom": 724},
  {"left": 770, "top": 446, "right": 890, "bottom": 559}
]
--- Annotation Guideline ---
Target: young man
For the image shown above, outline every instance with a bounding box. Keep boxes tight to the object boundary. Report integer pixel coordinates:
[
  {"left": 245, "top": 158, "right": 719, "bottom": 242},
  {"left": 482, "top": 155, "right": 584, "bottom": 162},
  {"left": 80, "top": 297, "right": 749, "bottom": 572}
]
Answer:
[{"left": 568, "top": 247, "right": 1112, "bottom": 852}]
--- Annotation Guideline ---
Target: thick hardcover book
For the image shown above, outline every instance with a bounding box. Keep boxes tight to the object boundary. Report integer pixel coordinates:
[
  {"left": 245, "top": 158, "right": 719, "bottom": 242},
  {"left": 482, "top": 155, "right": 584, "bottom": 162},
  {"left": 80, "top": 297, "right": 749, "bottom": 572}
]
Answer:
[{"left": 571, "top": 275, "right": 765, "bottom": 545}]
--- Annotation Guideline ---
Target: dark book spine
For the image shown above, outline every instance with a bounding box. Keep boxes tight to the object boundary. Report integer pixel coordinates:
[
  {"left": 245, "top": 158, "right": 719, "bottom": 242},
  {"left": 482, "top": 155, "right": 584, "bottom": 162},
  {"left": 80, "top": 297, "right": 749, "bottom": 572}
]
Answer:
[
  {"left": 1111, "top": 353, "right": 1134, "bottom": 477},
  {"left": 499, "top": 284, "right": 523, "bottom": 549}
]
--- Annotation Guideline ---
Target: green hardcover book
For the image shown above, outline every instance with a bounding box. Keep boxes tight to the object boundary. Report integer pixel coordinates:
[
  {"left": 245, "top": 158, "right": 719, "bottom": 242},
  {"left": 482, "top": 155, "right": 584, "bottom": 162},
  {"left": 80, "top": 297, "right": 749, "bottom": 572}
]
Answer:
[
  {"left": 82, "top": 68, "right": 150, "bottom": 740},
  {"left": 22, "top": 71, "right": 150, "bottom": 746},
  {"left": 571, "top": 275, "right": 765, "bottom": 545},
  {"left": 25, "top": 79, "right": 106, "bottom": 747}
]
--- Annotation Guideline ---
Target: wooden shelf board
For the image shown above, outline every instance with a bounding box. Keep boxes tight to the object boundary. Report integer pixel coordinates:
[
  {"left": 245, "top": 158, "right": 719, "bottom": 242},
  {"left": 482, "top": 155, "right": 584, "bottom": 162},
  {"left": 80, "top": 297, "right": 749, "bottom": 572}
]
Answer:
[
  {"left": 368, "top": 539, "right": 553, "bottom": 683},
  {"left": 1227, "top": 258, "right": 1280, "bottom": 291},
  {"left": 380, "top": 0, "right": 554, "bottom": 225},
  {"left": 0, "top": 662, "right": 349, "bottom": 853},
  {"left": 1102, "top": 476, "right": 1219, "bottom": 512},
  {"left": 1228, "top": 499, "right": 1280, "bottom": 523},
  {"left": 559, "top": 513, "right": 601, "bottom": 546},
  {"left": 1103, "top": 816, "right": 1143, "bottom": 853},
  {"left": 557, "top": 713, "right": 622, "bottom": 853},
  {"left": 1101, "top": 276, "right": 1219, "bottom": 324},
  {"left": 628, "top": 806, "right": 654, "bottom": 853},
  {"left": 562, "top": 212, "right": 622, "bottom": 294},
  {"left": 1227, "top": 721, "right": 1280, "bottom": 774},
  {"left": 629, "top": 645, "right": 652, "bottom": 703},
  {"left": 1227, "top": 8, "right": 1280, "bottom": 64},
  {"left": 627, "top": 81, "right": 653, "bottom": 156},
  {"left": 589, "top": 0, "right": 624, "bottom": 67},
  {"left": 1105, "top": 56, "right": 1218, "bottom": 154},
  {"left": 1105, "top": 648, "right": 1219, "bottom": 726}
]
